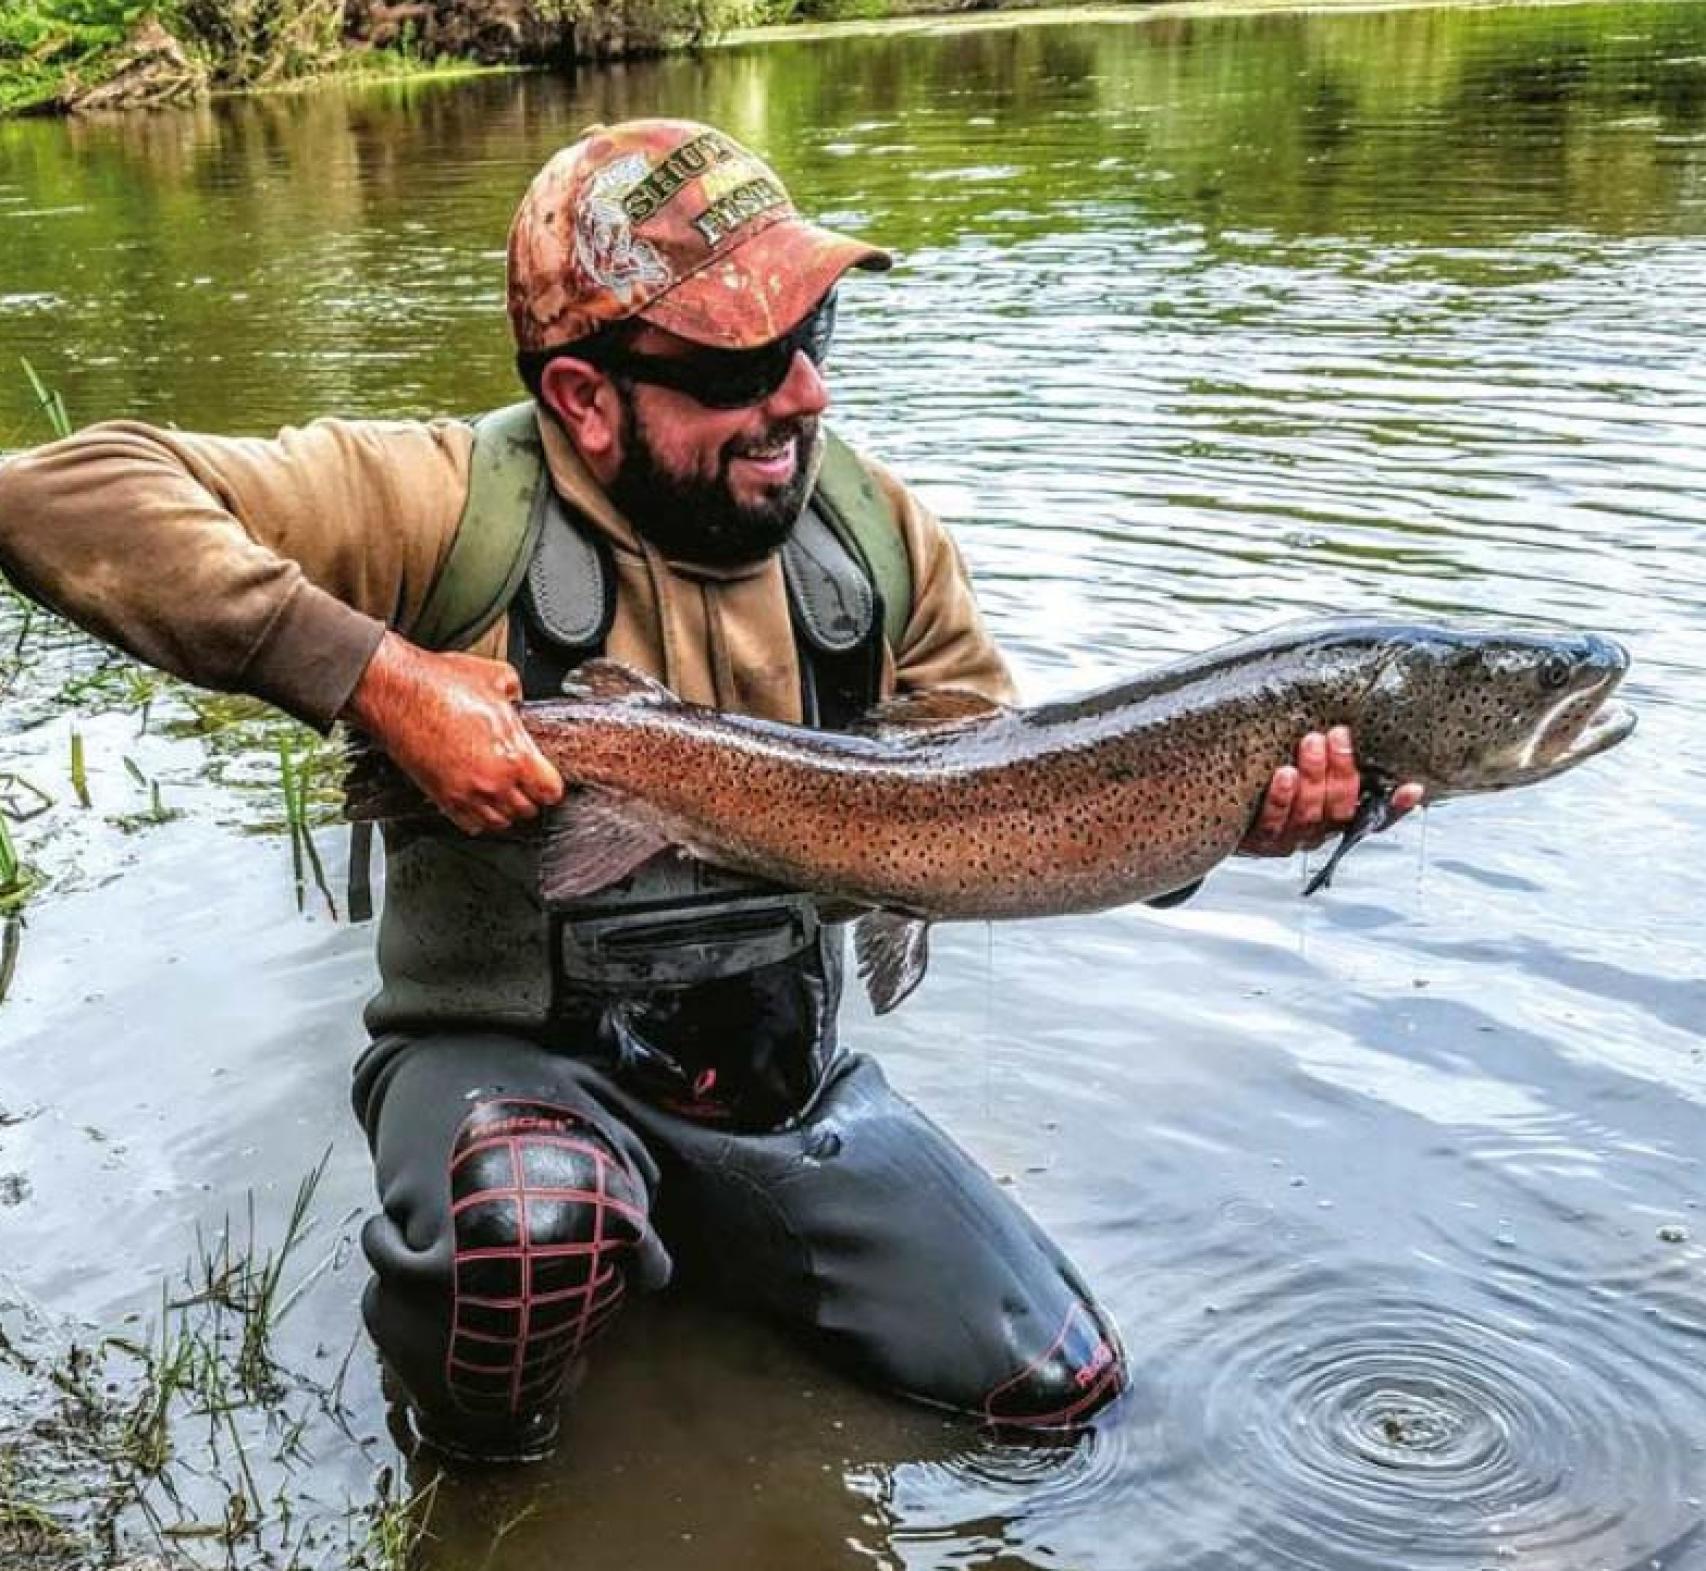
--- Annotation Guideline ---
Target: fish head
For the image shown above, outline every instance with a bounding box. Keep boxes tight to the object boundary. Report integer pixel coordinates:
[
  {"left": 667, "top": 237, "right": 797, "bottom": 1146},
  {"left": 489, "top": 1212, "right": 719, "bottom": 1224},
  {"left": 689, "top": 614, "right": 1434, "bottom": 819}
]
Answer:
[{"left": 1354, "top": 627, "right": 1636, "bottom": 796}]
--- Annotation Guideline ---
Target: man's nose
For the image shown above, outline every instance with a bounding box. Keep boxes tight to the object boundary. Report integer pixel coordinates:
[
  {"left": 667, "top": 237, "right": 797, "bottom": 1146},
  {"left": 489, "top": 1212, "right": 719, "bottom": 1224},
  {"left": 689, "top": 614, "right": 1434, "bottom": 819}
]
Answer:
[{"left": 764, "top": 350, "right": 830, "bottom": 421}]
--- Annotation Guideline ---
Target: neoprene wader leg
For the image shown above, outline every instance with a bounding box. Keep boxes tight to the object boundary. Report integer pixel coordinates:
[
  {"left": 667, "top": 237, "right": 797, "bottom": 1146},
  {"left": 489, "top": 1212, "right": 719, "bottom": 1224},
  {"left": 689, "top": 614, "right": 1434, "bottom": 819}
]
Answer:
[{"left": 353, "top": 1032, "right": 671, "bottom": 1464}]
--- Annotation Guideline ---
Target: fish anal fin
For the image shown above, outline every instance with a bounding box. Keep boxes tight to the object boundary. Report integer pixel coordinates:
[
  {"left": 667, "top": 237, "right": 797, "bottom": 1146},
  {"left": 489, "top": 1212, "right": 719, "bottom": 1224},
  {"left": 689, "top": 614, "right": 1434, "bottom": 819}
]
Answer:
[
  {"left": 815, "top": 897, "right": 870, "bottom": 925},
  {"left": 539, "top": 789, "right": 673, "bottom": 902},
  {"left": 1303, "top": 778, "right": 1400, "bottom": 896},
  {"left": 559, "top": 658, "right": 675, "bottom": 706},
  {"left": 855, "top": 686, "right": 1007, "bottom": 742},
  {"left": 854, "top": 911, "right": 931, "bottom": 1015}
]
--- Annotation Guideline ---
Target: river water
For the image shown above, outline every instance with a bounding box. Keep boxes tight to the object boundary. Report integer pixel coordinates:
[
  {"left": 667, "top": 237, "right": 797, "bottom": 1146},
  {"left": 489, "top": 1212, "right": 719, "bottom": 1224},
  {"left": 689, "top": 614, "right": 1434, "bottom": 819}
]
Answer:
[{"left": 1, "top": 3, "right": 1704, "bottom": 1568}]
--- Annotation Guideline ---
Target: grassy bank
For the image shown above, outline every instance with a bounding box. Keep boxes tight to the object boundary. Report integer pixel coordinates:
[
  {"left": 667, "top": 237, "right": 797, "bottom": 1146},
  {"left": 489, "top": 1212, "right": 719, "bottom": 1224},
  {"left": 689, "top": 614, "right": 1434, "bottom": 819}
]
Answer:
[
  {"left": 0, "top": 0, "right": 484, "bottom": 114},
  {"left": 0, "top": 1, "right": 133, "bottom": 114}
]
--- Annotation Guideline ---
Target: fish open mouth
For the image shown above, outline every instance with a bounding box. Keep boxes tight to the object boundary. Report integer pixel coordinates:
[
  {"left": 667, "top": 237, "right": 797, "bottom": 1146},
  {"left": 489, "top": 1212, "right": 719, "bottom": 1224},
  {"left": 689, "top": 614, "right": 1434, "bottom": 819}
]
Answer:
[
  {"left": 1556, "top": 697, "right": 1638, "bottom": 763},
  {"left": 1516, "top": 664, "right": 1637, "bottom": 783}
]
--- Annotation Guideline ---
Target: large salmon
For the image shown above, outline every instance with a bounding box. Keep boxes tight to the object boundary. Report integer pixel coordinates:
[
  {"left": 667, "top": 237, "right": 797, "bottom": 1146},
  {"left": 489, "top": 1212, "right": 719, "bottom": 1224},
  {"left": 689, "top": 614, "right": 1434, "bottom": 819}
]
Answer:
[{"left": 348, "top": 618, "right": 1635, "bottom": 1012}]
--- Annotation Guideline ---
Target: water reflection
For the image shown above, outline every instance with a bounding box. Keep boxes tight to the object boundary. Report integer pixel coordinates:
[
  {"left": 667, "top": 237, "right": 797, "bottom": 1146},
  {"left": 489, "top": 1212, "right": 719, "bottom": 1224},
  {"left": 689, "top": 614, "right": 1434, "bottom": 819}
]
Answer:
[{"left": 2, "top": 3, "right": 1704, "bottom": 1569}]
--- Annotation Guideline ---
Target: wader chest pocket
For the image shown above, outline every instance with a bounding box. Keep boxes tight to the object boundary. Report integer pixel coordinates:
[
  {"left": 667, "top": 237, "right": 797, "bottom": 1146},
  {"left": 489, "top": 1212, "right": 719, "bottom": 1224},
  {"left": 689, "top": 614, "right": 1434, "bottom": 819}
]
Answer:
[{"left": 556, "top": 894, "right": 820, "bottom": 988}]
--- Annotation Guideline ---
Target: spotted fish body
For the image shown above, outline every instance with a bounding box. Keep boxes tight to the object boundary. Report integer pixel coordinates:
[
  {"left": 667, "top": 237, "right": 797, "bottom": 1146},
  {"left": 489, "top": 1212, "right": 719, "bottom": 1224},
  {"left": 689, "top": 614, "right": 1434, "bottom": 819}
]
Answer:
[{"left": 348, "top": 618, "right": 1634, "bottom": 1011}]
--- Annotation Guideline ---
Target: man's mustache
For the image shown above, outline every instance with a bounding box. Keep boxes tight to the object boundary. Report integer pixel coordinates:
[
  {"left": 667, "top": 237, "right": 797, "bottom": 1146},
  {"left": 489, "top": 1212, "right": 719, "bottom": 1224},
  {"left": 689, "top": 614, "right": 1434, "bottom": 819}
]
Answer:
[{"left": 724, "top": 416, "right": 817, "bottom": 465}]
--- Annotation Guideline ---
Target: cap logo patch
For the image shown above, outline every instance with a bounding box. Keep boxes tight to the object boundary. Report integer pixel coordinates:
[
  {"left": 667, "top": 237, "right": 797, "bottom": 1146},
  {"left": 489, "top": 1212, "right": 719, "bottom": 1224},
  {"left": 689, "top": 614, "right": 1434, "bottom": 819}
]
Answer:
[
  {"left": 692, "top": 176, "right": 789, "bottom": 247},
  {"left": 621, "top": 130, "right": 741, "bottom": 224},
  {"left": 574, "top": 152, "right": 671, "bottom": 306}
]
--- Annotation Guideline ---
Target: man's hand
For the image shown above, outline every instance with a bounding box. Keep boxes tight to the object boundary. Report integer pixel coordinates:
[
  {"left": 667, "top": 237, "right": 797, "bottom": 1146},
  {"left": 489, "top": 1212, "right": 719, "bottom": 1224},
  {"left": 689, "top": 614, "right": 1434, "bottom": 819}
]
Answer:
[
  {"left": 343, "top": 631, "right": 564, "bottom": 836},
  {"left": 1239, "top": 725, "right": 1424, "bottom": 857}
]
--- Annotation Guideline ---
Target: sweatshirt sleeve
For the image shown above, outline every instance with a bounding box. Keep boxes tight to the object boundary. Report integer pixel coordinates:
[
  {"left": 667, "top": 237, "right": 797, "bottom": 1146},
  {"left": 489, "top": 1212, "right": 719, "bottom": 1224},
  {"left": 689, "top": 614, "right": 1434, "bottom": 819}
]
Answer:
[
  {"left": 0, "top": 417, "right": 474, "bottom": 730},
  {"left": 862, "top": 455, "right": 1018, "bottom": 706}
]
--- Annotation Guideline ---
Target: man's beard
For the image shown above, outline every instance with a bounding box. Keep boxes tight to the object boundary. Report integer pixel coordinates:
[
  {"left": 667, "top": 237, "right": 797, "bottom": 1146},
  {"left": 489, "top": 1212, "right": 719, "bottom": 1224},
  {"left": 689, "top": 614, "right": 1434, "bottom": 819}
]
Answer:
[{"left": 608, "top": 395, "right": 817, "bottom": 568}]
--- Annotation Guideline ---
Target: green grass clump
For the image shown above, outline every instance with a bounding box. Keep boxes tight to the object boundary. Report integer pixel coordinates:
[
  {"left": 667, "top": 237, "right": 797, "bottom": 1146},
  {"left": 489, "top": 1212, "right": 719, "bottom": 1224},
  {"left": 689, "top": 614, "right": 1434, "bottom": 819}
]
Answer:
[
  {"left": 0, "top": 777, "right": 50, "bottom": 1005},
  {"left": 0, "top": 1156, "right": 449, "bottom": 1568},
  {"left": 0, "top": 1, "right": 143, "bottom": 113}
]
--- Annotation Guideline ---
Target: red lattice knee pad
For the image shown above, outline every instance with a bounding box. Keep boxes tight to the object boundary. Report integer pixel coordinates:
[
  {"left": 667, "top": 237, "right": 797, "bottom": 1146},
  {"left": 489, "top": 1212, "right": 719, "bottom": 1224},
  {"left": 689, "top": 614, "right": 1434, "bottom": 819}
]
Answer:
[
  {"left": 446, "top": 1100, "right": 649, "bottom": 1418},
  {"left": 982, "top": 1301, "right": 1128, "bottom": 1429}
]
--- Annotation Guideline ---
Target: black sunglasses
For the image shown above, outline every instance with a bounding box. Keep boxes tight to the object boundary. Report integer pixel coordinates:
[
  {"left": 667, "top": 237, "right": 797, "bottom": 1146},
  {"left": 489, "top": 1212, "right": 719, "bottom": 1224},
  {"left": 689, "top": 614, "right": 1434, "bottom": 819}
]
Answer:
[{"left": 582, "top": 291, "right": 838, "bottom": 410}]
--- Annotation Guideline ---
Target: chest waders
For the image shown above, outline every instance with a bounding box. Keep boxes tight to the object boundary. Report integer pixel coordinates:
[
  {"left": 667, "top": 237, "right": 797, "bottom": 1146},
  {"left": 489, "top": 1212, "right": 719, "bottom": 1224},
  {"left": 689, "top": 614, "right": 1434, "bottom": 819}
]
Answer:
[{"left": 362, "top": 404, "right": 912, "bottom": 1126}]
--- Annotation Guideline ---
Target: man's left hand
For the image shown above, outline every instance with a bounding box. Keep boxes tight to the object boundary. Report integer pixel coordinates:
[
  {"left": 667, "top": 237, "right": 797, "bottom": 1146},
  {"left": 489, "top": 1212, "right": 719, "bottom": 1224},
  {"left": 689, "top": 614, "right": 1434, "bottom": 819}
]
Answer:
[{"left": 1239, "top": 726, "right": 1425, "bottom": 857}]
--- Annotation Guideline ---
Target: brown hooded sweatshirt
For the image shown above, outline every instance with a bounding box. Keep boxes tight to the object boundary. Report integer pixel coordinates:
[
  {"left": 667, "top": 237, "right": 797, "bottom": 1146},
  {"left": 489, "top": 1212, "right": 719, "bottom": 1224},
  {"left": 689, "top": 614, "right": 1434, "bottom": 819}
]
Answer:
[{"left": 0, "top": 407, "right": 1014, "bottom": 728}]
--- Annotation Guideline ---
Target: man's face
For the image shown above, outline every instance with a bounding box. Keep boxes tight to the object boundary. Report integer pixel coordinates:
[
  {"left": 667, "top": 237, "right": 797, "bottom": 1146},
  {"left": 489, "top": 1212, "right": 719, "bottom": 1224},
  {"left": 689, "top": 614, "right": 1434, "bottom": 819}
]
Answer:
[{"left": 604, "top": 321, "right": 831, "bottom": 568}]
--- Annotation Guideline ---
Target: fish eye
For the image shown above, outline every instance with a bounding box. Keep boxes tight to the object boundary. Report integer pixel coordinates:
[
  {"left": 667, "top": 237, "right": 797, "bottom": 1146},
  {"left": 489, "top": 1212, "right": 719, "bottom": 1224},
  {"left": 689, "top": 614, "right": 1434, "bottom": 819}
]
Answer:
[{"left": 1539, "top": 655, "right": 1573, "bottom": 691}]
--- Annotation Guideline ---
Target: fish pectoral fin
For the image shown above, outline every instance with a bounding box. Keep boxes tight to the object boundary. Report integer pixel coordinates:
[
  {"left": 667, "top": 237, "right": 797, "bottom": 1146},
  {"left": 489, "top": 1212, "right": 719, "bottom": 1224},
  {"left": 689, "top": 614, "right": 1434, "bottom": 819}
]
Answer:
[
  {"left": 539, "top": 789, "right": 674, "bottom": 902},
  {"left": 1303, "top": 778, "right": 1400, "bottom": 897},
  {"left": 853, "top": 687, "right": 1009, "bottom": 742},
  {"left": 853, "top": 911, "right": 931, "bottom": 1016},
  {"left": 558, "top": 658, "right": 675, "bottom": 706}
]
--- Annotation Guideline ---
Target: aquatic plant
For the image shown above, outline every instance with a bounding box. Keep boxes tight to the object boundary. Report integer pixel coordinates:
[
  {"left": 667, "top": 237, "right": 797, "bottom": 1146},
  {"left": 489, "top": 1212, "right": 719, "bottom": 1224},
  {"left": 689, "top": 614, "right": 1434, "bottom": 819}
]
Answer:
[
  {"left": 68, "top": 731, "right": 88, "bottom": 809},
  {"left": 114, "top": 754, "right": 179, "bottom": 833},
  {"left": 1, "top": 363, "right": 71, "bottom": 695},
  {"left": 352, "top": 1467, "right": 440, "bottom": 1571},
  {"left": 279, "top": 732, "right": 336, "bottom": 918},
  {"left": 0, "top": 1154, "right": 452, "bottom": 1569},
  {"left": 180, "top": 1152, "right": 331, "bottom": 1400},
  {"left": 0, "top": 776, "right": 50, "bottom": 1005},
  {"left": 18, "top": 361, "right": 70, "bottom": 442}
]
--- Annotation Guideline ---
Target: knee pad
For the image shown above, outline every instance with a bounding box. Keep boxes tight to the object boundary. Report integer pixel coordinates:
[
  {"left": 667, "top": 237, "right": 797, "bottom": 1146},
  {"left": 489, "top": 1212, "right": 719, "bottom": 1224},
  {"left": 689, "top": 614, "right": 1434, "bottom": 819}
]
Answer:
[
  {"left": 446, "top": 1099, "right": 650, "bottom": 1419},
  {"left": 982, "top": 1300, "right": 1128, "bottom": 1429}
]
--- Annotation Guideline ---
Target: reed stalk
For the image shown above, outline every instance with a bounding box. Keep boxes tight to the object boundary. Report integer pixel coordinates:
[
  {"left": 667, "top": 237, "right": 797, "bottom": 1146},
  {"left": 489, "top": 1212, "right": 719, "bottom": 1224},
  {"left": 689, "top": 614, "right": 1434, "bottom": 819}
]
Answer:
[
  {"left": 69, "top": 729, "right": 90, "bottom": 807},
  {"left": 19, "top": 358, "right": 71, "bottom": 440},
  {"left": 279, "top": 733, "right": 336, "bottom": 918}
]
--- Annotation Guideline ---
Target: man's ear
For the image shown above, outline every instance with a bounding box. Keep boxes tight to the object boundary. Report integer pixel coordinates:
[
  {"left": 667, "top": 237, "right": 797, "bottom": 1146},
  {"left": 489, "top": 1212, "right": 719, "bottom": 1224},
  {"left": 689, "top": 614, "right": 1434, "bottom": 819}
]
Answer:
[{"left": 539, "top": 358, "right": 624, "bottom": 479}]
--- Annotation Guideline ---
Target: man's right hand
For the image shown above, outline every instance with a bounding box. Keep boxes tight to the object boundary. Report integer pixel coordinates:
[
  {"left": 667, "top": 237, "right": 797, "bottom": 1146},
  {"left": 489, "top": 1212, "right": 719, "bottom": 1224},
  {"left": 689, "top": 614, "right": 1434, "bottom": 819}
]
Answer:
[{"left": 342, "top": 631, "right": 564, "bottom": 835}]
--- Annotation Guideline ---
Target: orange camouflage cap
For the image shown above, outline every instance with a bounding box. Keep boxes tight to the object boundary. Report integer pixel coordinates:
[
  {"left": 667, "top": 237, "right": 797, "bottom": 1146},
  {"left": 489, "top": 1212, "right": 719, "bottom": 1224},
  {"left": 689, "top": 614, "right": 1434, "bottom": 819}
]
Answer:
[{"left": 506, "top": 118, "right": 892, "bottom": 355}]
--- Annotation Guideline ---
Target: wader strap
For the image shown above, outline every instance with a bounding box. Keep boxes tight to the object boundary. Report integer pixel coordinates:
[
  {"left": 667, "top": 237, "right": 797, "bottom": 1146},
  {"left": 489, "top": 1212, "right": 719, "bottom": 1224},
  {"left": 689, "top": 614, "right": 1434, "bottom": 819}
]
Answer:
[
  {"left": 348, "top": 821, "right": 375, "bottom": 924},
  {"left": 783, "top": 505, "right": 875, "bottom": 653},
  {"left": 409, "top": 403, "right": 549, "bottom": 652},
  {"left": 813, "top": 430, "right": 911, "bottom": 656},
  {"left": 526, "top": 492, "right": 613, "bottom": 651}
]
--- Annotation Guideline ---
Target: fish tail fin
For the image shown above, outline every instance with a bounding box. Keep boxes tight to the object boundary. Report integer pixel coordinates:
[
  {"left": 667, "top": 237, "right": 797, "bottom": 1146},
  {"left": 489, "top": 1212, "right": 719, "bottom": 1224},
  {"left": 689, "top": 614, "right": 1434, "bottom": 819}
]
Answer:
[{"left": 854, "top": 911, "right": 931, "bottom": 1015}]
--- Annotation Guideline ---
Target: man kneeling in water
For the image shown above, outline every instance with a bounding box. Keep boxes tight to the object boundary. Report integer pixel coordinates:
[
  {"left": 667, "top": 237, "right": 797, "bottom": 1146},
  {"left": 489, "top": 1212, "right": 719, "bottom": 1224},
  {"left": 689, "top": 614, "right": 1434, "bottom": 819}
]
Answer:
[{"left": 0, "top": 118, "right": 1418, "bottom": 1461}]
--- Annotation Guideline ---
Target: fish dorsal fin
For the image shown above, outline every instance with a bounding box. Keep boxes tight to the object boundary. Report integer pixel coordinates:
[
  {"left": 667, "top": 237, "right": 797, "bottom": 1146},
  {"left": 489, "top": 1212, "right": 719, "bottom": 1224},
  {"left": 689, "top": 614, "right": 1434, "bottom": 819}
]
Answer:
[
  {"left": 854, "top": 687, "right": 1007, "bottom": 742},
  {"left": 854, "top": 911, "right": 931, "bottom": 1015},
  {"left": 560, "top": 658, "right": 675, "bottom": 706},
  {"left": 539, "top": 788, "right": 673, "bottom": 903}
]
